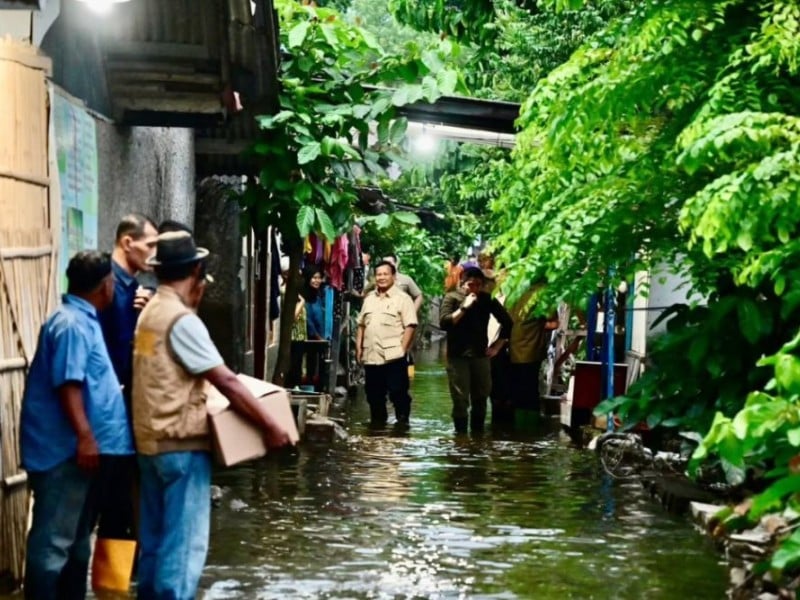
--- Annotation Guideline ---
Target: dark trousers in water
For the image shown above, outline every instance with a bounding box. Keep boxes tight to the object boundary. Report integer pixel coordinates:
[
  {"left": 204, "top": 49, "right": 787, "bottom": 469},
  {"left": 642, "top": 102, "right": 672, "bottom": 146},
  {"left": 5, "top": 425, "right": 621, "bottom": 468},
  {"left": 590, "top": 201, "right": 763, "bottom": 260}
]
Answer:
[
  {"left": 287, "top": 340, "right": 305, "bottom": 388},
  {"left": 364, "top": 357, "right": 411, "bottom": 424},
  {"left": 446, "top": 355, "right": 491, "bottom": 432},
  {"left": 96, "top": 454, "right": 138, "bottom": 540},
  {"left": 510, "top": 361, "right": 543, "bottom": 412},
  {"left": 490, "top": 348, "right": 514, "bottom": 424}
]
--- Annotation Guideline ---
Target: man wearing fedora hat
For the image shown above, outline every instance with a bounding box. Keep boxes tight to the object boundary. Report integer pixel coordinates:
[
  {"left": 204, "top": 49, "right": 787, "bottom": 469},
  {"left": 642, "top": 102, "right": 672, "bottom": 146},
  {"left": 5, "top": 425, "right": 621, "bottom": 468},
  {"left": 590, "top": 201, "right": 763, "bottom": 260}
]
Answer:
[{"left": 132, "top": 231, "right": 294, "bottom": 599}]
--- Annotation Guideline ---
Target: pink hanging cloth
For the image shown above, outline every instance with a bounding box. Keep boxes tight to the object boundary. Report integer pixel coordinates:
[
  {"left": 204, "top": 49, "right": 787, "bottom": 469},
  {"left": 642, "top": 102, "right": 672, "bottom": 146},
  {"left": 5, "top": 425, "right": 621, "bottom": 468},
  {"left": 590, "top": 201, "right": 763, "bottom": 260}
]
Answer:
[{"left": 327, "top": 234, "right": 349, "bottom": 290}]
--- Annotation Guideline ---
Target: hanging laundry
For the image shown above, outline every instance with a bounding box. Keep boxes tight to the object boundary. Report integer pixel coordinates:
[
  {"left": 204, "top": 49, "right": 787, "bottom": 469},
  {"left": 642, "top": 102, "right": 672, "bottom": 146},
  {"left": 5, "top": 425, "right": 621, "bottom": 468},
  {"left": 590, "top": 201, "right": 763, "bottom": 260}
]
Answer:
[{"left": 327, "top": 235, "right": 349, "bottom": 290}]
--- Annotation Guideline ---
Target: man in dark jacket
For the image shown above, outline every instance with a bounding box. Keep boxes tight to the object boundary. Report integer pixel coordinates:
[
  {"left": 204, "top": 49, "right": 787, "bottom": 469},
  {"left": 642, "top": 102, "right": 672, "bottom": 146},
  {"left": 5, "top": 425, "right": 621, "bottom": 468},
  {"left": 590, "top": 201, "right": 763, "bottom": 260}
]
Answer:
[{"left": 440, "top": 267, "right": 513, "bottom": 433}]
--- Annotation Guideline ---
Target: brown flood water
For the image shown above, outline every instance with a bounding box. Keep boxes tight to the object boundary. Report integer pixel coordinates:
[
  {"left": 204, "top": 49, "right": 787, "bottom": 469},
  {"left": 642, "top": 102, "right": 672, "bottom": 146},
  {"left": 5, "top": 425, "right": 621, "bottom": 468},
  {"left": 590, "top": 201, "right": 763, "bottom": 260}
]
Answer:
[{"left": 200, "top": 343, "right": 728, "bottom": 599}]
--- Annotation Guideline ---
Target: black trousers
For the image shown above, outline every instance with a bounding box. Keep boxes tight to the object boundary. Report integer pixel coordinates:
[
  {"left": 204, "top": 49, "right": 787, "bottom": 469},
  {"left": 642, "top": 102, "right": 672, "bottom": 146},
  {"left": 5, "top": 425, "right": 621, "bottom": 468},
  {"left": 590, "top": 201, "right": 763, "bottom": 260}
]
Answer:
[
  {"left": 364, "top": 358, "right": 411, "bottom": 424},
  {"left": 510, "top": 361, "right": 543, "bottom": 411},
  {"left": 96, "top": 454, "right": 137, "bottom": 540}
]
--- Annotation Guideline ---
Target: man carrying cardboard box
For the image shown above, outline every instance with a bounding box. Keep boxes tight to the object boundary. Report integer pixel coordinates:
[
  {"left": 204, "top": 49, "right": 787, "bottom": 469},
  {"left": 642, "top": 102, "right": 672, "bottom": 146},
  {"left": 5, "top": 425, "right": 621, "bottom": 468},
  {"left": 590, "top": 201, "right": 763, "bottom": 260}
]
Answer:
[{"left": 132, "top": 231, "right": 294, "bottom": 599}]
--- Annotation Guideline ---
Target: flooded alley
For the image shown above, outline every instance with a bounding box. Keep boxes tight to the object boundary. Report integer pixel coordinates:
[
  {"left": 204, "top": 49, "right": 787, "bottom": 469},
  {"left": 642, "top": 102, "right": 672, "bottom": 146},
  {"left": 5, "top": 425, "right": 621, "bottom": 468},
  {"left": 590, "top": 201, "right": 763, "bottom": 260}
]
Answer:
[{"left": 202, "top": 344, "right": 728, "bottom": 599}]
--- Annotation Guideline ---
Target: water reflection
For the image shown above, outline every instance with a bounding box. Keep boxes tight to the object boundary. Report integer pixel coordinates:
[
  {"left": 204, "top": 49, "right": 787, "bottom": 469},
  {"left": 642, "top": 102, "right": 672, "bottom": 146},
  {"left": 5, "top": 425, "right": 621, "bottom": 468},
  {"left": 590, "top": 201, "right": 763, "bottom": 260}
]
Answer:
[{"left": 202, "top": 344, "right": 727, "bottom": 599}]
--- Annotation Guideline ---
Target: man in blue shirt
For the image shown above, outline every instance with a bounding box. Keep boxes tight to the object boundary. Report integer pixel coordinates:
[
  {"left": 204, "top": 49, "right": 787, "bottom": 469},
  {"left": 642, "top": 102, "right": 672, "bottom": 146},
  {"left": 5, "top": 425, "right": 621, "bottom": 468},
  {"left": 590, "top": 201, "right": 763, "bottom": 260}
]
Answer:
[
  {"left": 97, "top": 213, "right": 158, "bottom": 541},
  {"left": 100, "top": 213, "right": 159, "bottom": 411},
  {"left": 21, "top": 251, "right": 134, "bottom": 600}
]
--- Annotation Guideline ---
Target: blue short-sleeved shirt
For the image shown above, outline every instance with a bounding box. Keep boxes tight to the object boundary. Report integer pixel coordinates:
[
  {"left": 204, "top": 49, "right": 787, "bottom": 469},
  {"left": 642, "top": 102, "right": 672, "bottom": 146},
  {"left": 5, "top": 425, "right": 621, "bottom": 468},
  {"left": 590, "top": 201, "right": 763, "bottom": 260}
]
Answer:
[{"left": 21, "top": 294, "right": 135, "bottom": 472}]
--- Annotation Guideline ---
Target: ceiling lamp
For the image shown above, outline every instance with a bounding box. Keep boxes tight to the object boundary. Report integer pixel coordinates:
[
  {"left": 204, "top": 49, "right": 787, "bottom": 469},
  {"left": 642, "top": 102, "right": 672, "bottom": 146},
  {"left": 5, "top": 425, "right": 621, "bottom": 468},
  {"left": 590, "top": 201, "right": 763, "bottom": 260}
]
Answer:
[{"left": 76, "top": 0, "right": 132, "bottom": 15}]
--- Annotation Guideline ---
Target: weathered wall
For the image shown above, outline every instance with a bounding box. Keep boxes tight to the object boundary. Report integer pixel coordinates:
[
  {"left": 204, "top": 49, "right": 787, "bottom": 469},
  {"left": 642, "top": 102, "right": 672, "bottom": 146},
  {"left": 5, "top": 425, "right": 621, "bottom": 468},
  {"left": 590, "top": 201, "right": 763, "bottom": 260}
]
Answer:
[
  {"left": 40, "top": 0, "right": 111, "bottom": 116},
  {"left": 96, "top": 123, "right": 195, "bottom": 248},
  {"left": 195, "top": 178, "right": 245, "bottom": 372}
]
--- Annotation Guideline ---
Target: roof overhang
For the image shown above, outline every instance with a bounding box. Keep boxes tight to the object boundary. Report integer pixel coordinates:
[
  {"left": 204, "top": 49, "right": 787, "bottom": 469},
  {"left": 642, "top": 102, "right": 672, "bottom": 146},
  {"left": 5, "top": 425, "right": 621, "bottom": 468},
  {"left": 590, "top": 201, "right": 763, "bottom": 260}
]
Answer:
[
  {"left": 195, "top": 94, "right": 520, "bottom": 177},
  {"left": 100, "top": 0, "right": 279, "bottom": 126},
  {"left": 0, "top": 0, "right": 44, "bottom": 8}
]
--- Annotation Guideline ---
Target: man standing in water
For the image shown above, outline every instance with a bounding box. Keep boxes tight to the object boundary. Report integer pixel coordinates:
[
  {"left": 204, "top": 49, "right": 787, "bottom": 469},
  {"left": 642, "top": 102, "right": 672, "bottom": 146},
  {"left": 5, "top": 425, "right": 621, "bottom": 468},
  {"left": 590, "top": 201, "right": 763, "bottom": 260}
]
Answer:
[
  {"left": 98, "top": 213, "right": 158, "bottom": 542},
  {"left": 355, "top": 260, "right": 418, "bottom": 426},
  {"left": 132, "top": 231, "right": 294, "bottom": 598},
  {"left": 21, "top": 251, "right": 133, "bottom": 599},
  {"left": 440, "top": 267, "right": 513, "bottom": 434}
]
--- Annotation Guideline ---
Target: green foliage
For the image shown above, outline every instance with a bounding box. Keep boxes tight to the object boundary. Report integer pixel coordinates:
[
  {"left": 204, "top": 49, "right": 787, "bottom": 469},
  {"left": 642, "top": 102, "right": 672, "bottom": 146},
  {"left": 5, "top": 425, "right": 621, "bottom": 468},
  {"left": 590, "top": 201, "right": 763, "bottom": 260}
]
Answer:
[
  {"left": 466, "top": 0, "right": 633, "bottom": 102},
  {"left": 344, "top": 0, "right": 439, "bottom": 57},
  {"left": 690, "top": 331, "right": 800, "bottom": 570},
  {"left": 242, "top": 0, "right": 462, "bottom": 384},
  {"left": 389, "top": 0, "right": 505, "bottom": 44},
  {"left": 493, "top": 0, "right": 800, "bottom": 573},
  {"left": 359, "top": 142, "right": 510, "bottom": 295},
  {"left": 240, "top": 0, "right": 462, "bottom": 241},
  {"left": 388, "top": 0, "right": 629, "bottom": 102},
  {"left": 596, "top": 283, "right": 797, "bottom": 435}
]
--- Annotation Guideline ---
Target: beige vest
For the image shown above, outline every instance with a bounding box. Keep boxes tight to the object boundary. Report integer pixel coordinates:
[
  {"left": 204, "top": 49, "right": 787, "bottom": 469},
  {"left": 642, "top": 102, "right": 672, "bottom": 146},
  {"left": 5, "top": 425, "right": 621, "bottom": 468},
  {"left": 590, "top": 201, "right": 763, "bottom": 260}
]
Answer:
[{"left": 132, "top": 286, "right": 210, "bottom": 455}]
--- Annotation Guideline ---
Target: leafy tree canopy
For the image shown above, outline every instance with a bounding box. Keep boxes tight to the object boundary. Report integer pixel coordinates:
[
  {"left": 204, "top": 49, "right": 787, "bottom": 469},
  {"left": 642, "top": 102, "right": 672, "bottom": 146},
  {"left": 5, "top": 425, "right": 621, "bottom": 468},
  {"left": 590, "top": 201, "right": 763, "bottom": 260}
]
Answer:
[
  {"left": 492, "top": 0, "right": 800, "bottom": 573},
  {"left": 243, "top": 0, "right": 463, "bottom": 383}
]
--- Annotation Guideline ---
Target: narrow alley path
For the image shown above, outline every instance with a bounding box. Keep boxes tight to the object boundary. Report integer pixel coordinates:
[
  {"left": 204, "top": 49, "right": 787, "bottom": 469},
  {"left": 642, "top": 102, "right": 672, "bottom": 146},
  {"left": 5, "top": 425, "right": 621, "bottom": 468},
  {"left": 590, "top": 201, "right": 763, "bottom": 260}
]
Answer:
[{"left": 201, "top": 343, "right": 727, "bottom": 599}]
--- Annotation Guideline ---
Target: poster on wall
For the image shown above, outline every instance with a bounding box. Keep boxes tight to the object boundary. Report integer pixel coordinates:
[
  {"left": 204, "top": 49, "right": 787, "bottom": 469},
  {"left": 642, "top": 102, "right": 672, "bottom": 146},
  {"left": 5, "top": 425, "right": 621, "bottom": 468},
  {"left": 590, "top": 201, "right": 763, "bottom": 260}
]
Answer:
[{"left": 53, "top": 90, "right": 99, "bottom": 291}]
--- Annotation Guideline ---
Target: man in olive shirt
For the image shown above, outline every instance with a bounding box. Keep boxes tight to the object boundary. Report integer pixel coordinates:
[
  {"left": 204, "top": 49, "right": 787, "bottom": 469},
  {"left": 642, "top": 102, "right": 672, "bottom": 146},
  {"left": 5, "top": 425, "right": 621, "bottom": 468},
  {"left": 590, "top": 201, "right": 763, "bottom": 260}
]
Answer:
[
  {"left": 508, "top": 289, "right": 559, "bottom": 412},
  {"left": 355, "top": 261, "right": 417, "bottom": 426},
  {"left": 440, "top": 267, "right": 512, "bottom": 433}
]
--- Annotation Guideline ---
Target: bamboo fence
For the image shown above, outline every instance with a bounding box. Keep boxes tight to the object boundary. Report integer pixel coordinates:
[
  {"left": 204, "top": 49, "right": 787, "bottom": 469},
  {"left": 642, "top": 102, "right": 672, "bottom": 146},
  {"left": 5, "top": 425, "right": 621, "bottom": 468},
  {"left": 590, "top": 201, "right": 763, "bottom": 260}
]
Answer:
[{"left": 0, "top": 38, "right": 53, "bottom": 591}]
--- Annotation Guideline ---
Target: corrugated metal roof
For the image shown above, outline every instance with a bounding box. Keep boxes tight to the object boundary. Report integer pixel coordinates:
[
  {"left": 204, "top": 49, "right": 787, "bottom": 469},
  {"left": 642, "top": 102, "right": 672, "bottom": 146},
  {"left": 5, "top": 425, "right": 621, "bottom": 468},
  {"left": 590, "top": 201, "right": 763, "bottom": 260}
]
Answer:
[
  {"left": 101, "top": 0, "right": 278, "bottom": 125},
  {"left": 195, "top": 94, "right": 520, "bottom": 177}
]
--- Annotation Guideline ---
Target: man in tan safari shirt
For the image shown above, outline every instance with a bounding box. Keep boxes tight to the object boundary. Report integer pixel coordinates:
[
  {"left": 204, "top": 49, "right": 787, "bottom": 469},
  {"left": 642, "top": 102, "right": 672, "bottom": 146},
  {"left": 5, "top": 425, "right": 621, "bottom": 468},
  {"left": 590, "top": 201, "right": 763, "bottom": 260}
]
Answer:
[{"left": 355, "top": 260, "right": 417, "bottom": 427}]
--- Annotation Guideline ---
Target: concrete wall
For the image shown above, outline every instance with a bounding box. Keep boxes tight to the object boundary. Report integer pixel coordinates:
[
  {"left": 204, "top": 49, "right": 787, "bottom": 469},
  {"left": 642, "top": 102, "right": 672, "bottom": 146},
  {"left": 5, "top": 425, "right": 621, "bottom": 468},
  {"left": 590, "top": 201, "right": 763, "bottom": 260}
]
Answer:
[
  {"left": 40, "top": 0, "right": 111, "bottom": 116},
  {"left": 96, "top": 123, "right": 195, "bottom": 248},
  {"left": 194, "top": 178, "right": 246, "bottom": 372}
]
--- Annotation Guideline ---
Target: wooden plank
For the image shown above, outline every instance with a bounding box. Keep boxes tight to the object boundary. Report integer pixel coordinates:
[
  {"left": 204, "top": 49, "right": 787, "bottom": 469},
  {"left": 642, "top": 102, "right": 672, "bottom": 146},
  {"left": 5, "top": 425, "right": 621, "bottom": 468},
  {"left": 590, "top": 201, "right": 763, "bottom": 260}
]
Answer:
[
  {"left": 0, "top": 168, "right": 48, "bottom": 188},
  {"left": 106, "top": 41, "right": 211, "bottom": 60},
  {"left": 2, "top": 473, "right": 27, "bottom": 490},
  {"left": 0, "top": 358, "right": 26, "bottom": 373},
  {"left": 105, "top": 59, "right": 201, "bottom": 74},
  {"left": 0, "top": 0, "right": 44, "bottom": 8},
  {"left": 0, "top": 54, "right": 49, "bottom": 179},
  {"left": 0, "top": 245, "right": 51, "bottom": 259},
  {"left": 115, "top": 94, "right": 222, "bottom": 114},
  {"left": 110, "top": 82, "right": 219, "bottom": 96},
  {"left": 0, "top": 40, "right": 52, "bottom": 74},
  {"left": 0, "top": 181, "right": 48, "bottom": 226},
  {"left": 108, "top": 70, "right": 221, "bottom": 85}
]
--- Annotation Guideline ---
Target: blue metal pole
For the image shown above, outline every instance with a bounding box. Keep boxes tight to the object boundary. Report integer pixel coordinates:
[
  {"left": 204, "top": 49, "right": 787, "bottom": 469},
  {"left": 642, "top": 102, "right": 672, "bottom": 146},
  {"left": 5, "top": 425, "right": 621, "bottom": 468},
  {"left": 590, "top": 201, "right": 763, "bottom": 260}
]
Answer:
[
  {"left": 586, "top": 293, "right": 598, "bottom": 361},
  {"left": 625, "top": 279, "right": 634, "bottom": 353},
  {"left": 604, "top": 273, "right": 616, "bottom": 432}
]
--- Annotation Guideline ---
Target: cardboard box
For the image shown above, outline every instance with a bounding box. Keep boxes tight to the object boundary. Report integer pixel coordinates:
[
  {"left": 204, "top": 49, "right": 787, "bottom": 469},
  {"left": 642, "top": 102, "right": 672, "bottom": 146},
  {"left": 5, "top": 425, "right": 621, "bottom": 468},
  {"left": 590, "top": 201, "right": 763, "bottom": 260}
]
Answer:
[{"left": 206, "top": 374, "right": 300, "bottom": 467}]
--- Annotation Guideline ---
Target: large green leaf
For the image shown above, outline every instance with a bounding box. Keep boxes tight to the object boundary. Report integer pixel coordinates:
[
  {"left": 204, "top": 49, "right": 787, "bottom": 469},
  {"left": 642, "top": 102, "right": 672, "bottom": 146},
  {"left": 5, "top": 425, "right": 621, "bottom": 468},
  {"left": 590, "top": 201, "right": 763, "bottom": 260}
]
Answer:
[
  {"left": 436, "top": 69, "right": 458, "bottom": 96},
  {"left": 750, "top": 475, "right": 800, "bottom": 518},
  {"left": 374, "top": 213, "right": 391, "bottom": 229},
  {"left": 389, "top": 117, "right": 408, "bottom": 146},
  {"left": 297, "top": 142, "right": 321, "bottom": 165},
  {"left": 421, "top": 75, "right": 439, "bottom": 103},
  {"left": 393, "top": 211, "right": 420, "bottom": 225},
  {"left": 772, "top": 529, "right": 800, "bottom": 570},
  {"left": 391, "top": 86, "right": 410, "bottom": 107},
  {"left": 296, "top": 205, "right": 315, "bottom": 237},
  {"left": 315, "top": 208, "right": 337, "bottom": 241},
  {"left": 293, "top": 180, "right": 313, "bottom": 204},
  {"left": 288, "top": 21, "right": 311, "bottom": 49}
]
